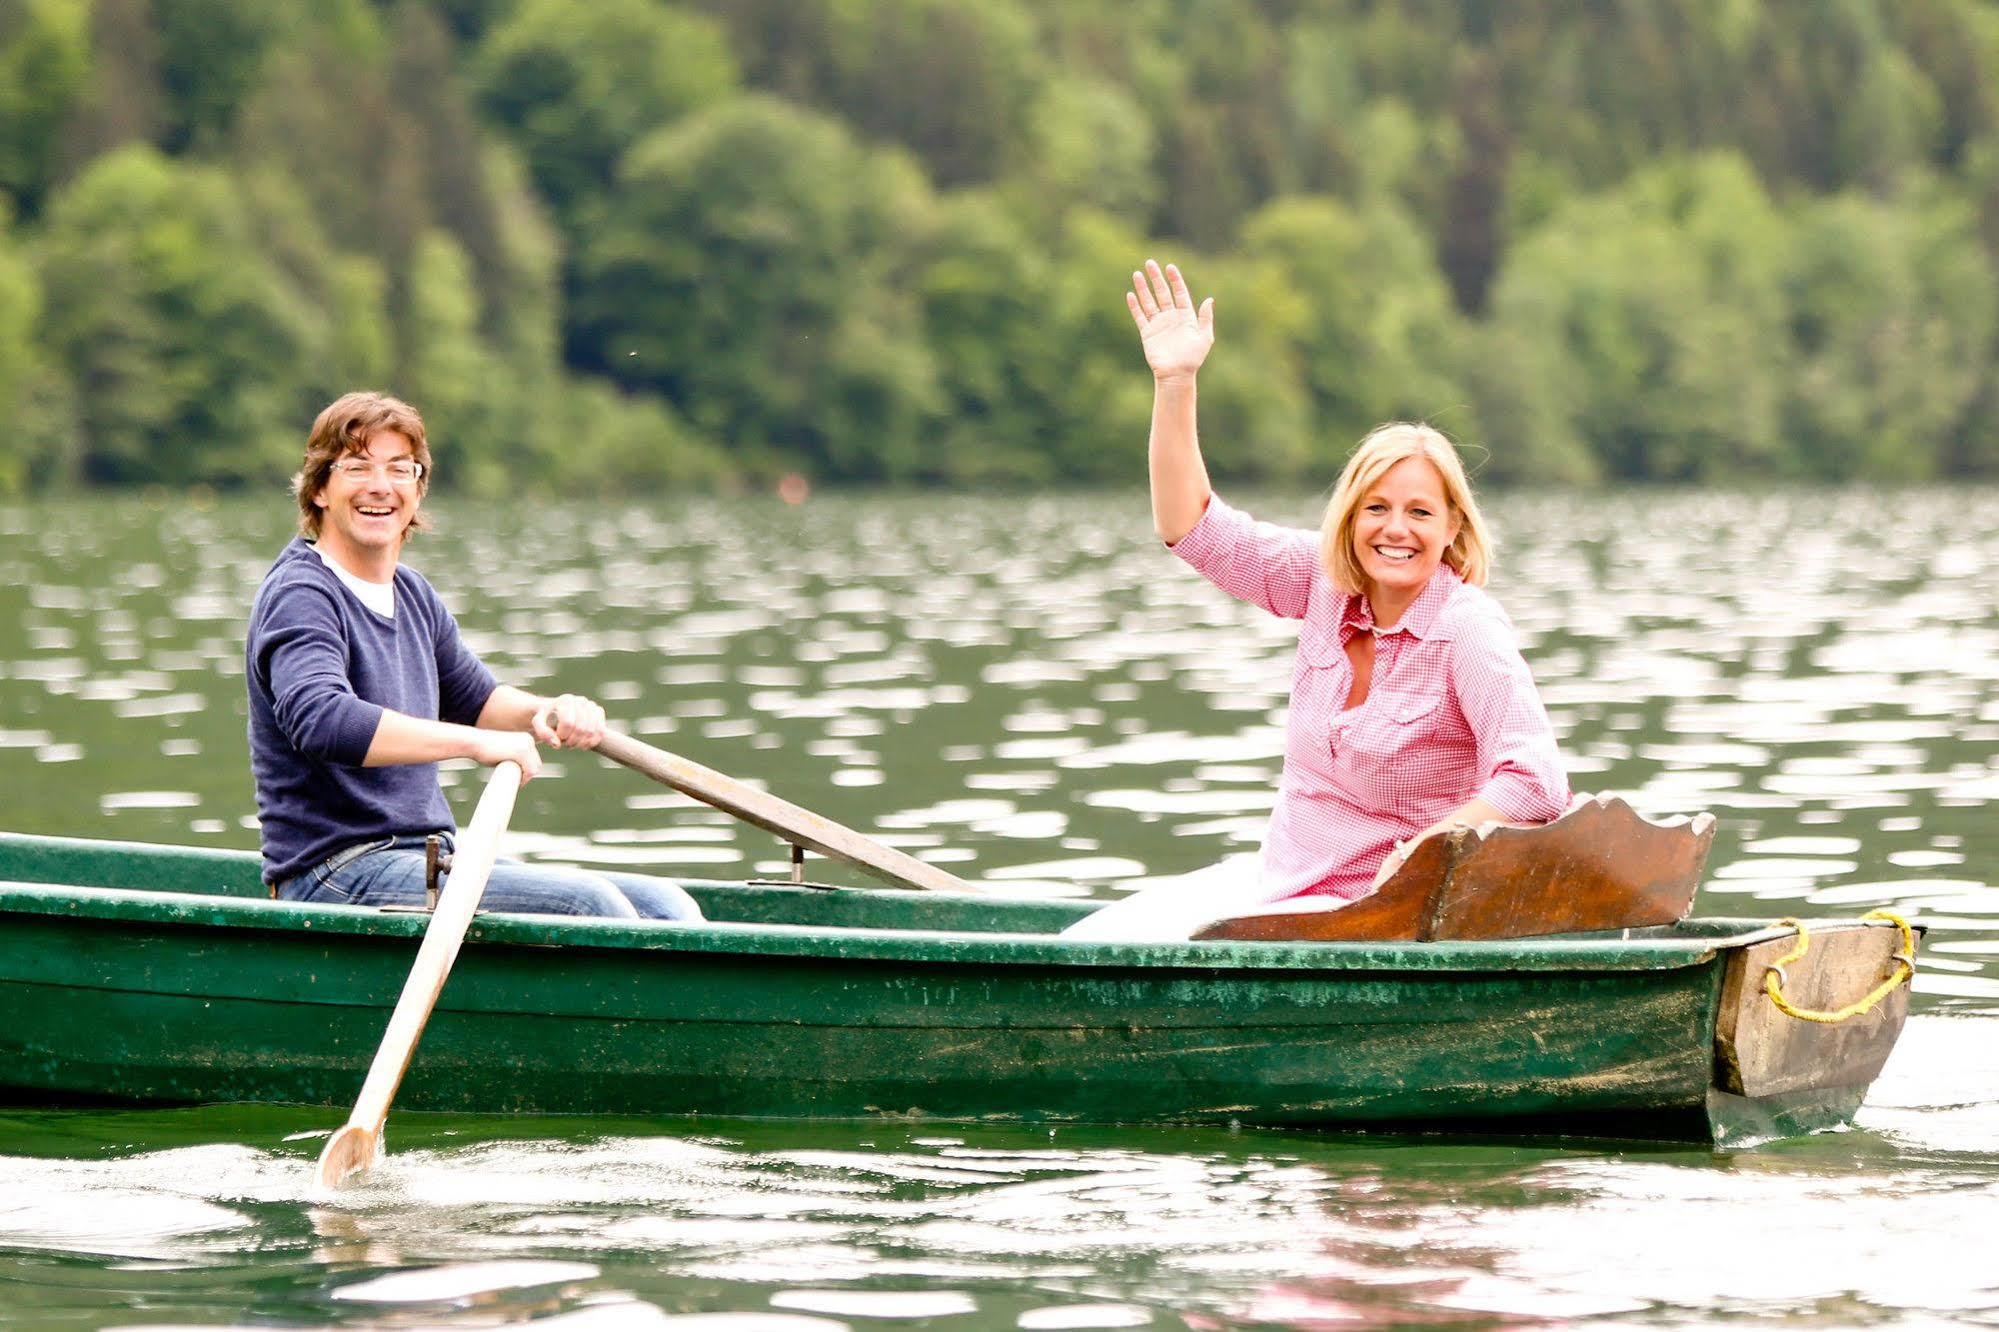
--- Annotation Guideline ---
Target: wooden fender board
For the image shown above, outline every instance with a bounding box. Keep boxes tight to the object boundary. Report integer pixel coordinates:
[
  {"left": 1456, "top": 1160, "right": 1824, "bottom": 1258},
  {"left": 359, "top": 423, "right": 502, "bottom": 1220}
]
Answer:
[
  {"left": 1715, "top": 922, "right": 1916, "bottom": 1099},
  {"left": 1198, "top": 795, "right": 1715, "bottom": 943}
]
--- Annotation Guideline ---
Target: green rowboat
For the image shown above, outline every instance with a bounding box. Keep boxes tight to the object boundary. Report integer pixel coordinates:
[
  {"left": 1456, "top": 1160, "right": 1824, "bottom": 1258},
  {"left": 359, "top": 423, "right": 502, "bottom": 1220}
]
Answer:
[{"left": 0, "top": 831, "right": 1916, "bottom": 1147}]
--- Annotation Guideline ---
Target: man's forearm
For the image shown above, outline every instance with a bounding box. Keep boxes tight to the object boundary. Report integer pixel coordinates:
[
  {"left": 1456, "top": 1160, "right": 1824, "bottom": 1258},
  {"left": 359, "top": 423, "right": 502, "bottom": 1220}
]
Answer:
[
  {"left": 475, "top": 684, "right": 547, "bottom": 732},
  {"left": 477, "top": 684, "right": 606, "bottom": 751},
  {"left": 362, "top": 709, "right": 497, "bottom": 767}
]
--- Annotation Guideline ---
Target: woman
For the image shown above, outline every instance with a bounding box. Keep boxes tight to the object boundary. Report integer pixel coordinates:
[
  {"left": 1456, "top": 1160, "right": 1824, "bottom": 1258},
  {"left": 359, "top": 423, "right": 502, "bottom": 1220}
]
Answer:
[{"left": 1064, "top": 261, "right": 1569, "bottom": 940}]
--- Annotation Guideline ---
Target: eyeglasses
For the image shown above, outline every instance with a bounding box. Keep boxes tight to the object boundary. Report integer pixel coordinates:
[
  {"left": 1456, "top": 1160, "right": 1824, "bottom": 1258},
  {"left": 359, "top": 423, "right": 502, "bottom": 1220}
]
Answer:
[{"left": 330, "top": 458, "right": 424, "bottom": 484}]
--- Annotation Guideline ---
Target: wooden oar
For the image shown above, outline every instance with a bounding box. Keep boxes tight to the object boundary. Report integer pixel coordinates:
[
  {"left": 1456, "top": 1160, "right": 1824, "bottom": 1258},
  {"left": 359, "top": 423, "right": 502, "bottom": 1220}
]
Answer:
[
  {"left": 593, "top": 729, "right": 973, "bottom": 895},
  {"left": 312, "top": 760, "right": 524, "bottom": 1190}
]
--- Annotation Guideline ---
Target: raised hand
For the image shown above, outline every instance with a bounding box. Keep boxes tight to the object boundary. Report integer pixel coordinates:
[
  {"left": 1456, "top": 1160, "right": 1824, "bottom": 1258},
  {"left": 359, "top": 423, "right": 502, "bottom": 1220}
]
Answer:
[{"left": 1126, "top": 260, "right": 1215, "bottom": 384}]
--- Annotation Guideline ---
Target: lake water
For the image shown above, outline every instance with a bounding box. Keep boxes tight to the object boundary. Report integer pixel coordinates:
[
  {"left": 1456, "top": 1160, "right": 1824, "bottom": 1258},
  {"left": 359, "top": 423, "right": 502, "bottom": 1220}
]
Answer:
[{"left": 1, "top": 489, "right": 1995, "bottom": 1328}]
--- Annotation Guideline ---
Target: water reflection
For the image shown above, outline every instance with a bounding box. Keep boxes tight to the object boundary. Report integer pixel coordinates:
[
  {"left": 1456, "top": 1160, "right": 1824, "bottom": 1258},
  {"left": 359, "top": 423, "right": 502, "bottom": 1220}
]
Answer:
[{"left": 0, "top": 1013, "right": 1992, "bottom": 1327}]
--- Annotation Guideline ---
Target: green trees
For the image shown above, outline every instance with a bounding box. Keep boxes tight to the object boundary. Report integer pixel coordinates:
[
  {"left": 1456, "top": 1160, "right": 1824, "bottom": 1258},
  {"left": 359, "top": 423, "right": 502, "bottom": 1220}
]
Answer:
[
  {"left": 913, "top": 195, "right": 1068, "bottom": 484},
  {"left": 1486, "top": 156, "right": 1791, "bottom": 483},
  {"left": 1239, "top": 196, "right": 1467, "bottom": 457},
  {"left": 0, "top": 0, "right": 90, "bottom": 216},
  {"left": 572, "top": 97, "right": 939, "bottom": 479},
  {"left": 2, "top": 0, "right": 1999, "bottom": 493},
  {"left": 0, "top": 220, "right": 52, "bottom": 493},
  {"left": 36, "top": 148, "right": 329, "bottom": 486},
  {"left": 1482, "top": 153, "right": 1998, "bottom": 483},
  {"left": 473, "top": 0, "right": 737, "bottom": 223},
  {"left": 1780, "top": 190, "right": 1994, "bottom": 479},
  {"left": 702, "top": 0, "right": 1041, "bottom": 189}
]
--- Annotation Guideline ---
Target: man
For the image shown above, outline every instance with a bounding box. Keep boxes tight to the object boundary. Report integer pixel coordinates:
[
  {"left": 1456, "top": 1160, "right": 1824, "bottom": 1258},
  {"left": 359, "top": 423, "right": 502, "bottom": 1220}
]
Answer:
[{"left": 246, "top": 391, "right": 702, "bottom": 920}]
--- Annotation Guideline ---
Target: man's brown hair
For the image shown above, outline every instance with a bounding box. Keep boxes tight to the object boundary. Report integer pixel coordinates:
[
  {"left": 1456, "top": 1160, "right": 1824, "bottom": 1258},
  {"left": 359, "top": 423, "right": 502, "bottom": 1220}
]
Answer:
[{"left": 292, "top": 392, "right": 434, "bottom": 539}]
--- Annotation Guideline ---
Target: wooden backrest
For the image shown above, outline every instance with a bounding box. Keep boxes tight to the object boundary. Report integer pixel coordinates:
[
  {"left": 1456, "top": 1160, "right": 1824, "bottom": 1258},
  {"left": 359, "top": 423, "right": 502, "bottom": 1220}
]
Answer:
[{"left": 1195, "top": 795, "right": 1714, "bottom": 943}]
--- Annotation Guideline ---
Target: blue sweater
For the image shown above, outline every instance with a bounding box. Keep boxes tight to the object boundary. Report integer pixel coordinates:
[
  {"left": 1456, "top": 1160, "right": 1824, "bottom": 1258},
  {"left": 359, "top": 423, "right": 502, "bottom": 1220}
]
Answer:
[{"left": 246, "top": 539, "right": 498, "bottom": 885}]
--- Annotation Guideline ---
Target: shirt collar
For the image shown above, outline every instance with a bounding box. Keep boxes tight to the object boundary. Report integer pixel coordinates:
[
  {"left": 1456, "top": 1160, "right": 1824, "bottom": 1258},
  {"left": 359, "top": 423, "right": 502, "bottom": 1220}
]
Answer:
[{"left": 1340, "top": 564, "right": 1463, "bottom": 642}]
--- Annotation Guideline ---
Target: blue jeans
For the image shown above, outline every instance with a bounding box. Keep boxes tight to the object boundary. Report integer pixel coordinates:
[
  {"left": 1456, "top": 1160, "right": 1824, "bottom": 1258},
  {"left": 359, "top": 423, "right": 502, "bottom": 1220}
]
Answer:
[{"left": 277, "top": 835, "right": 705, "bottom": 921}]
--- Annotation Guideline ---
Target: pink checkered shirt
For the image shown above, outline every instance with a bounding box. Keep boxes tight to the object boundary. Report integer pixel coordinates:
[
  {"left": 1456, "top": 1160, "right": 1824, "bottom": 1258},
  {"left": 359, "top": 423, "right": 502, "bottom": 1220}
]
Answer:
[{"left": 1171, "top": 495, "right": 1569, "bottom": 902}]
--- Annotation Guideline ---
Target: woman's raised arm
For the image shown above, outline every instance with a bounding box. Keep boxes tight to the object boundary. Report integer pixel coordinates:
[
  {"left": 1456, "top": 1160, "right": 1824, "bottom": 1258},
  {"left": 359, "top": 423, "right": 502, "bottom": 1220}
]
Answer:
[{"left": 1127, "top": 260, "right": 1215, "bottom": 544}]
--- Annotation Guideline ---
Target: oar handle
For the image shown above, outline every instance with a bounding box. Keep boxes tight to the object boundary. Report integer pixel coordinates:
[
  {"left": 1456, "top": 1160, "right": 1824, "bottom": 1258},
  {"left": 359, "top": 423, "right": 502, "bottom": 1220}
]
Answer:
[
  {"left": 313, "top": 760, "right": 523, "bottom": 1189},
  {"left": 593, "top": 729, "right": 972, "bottom": 895}
]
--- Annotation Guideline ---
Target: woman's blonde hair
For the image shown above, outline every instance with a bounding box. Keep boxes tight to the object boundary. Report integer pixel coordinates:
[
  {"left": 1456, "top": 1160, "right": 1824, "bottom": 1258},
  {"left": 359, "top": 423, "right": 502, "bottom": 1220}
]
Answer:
[{"left": 1319, "top": 422, "right": 1492, "bottom": 593}]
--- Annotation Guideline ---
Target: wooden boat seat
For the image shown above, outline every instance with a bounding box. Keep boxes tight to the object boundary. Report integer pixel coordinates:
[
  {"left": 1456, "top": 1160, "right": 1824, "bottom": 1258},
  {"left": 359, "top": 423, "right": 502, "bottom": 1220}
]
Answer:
[{"left": 1195, "top": 794, "right": 1715, "bottom": 943}]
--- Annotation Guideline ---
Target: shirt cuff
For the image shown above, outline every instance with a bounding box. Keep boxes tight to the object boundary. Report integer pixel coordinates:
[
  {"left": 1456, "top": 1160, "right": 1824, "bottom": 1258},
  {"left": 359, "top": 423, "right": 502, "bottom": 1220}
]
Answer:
[
  {"left": 1165, "top": 493, "right": 1230, "bottom": 566},
  {"left": 1476, "top": 770, "right": 1570, "bottom": 824},
  {"left": 331, "top": 700, "right": 387, "bottom": 767},
  {"left": 445, "top": 678, "right": 499, "bottom": 729}
]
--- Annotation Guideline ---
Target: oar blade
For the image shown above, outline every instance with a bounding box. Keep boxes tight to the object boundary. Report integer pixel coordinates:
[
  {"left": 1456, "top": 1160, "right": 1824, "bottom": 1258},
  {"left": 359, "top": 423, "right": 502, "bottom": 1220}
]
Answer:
[
  {"left": 313, "top": 1122, "right": 379, "bottom": 1191},
  {"left": 305, "top": 760, "right": 525, "bottom": 1192}
]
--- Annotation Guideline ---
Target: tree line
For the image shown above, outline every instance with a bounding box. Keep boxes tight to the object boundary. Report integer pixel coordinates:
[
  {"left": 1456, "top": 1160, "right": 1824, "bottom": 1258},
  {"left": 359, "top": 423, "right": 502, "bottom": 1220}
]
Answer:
[{"left": 3, "top": 0, "right": 1997, "bottom": 497}]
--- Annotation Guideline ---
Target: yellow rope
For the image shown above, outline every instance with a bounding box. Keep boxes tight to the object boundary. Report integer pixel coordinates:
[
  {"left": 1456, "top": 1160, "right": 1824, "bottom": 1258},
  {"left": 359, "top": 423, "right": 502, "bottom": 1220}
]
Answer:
[{"left": 1763, "top": 909, "right": 1917, "bottom": 1024}]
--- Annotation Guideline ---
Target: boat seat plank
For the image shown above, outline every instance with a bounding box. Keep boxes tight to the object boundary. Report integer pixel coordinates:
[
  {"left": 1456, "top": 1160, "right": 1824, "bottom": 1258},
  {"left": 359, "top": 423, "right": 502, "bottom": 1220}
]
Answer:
[{"left": 1196, "top": 795, "right": 1715, "bottom": 943}]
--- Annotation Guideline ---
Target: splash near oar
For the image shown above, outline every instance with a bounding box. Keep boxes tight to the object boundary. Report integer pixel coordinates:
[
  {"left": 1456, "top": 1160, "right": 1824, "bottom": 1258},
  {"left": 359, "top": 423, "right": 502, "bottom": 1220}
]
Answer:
[{"left": 312, "top": 760, "right": 524, "bottom": 1190}]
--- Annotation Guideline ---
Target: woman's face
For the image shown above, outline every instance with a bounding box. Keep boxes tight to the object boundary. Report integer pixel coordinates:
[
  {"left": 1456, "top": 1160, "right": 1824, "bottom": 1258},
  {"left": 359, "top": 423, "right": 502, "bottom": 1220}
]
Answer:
[{"left": 1350, "top": 455, "right": 1461, "bottom": 609}]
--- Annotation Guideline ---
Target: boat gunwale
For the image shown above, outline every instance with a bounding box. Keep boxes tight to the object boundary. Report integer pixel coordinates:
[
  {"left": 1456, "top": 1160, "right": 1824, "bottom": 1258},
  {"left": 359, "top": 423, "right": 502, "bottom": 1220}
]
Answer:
[{"left": 0, "top": 877, "right": 1826, "bottom": 974}]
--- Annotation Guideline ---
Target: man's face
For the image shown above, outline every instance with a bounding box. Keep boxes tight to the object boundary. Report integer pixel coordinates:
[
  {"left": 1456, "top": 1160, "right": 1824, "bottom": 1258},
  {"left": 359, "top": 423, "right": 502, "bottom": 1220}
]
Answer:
[{"left": 313, "top": 429, "right": 423, "bottom": 563}]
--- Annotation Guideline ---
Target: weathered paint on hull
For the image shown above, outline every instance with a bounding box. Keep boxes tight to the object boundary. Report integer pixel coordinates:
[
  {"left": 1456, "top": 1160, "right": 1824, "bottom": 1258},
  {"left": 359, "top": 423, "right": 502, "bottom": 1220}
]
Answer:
[
  {"left": 0, "top": 918, "right": 1722, "bottom": 1125},
  {"left": 0, "top": 834, "right": 1907, "bottom": 1143}
]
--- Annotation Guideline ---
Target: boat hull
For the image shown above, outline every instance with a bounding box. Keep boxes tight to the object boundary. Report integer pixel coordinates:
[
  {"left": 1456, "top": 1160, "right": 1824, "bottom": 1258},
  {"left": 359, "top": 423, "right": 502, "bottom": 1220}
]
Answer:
[{"left": 0, "top": 834, "right": 1912, "bottom": 1145}]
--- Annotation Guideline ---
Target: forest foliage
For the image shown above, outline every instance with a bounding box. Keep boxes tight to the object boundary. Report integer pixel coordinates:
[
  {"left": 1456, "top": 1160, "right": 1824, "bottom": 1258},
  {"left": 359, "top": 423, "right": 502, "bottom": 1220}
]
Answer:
[{"left": 3, "top": 0, "right": 1999, "bottom": 496}]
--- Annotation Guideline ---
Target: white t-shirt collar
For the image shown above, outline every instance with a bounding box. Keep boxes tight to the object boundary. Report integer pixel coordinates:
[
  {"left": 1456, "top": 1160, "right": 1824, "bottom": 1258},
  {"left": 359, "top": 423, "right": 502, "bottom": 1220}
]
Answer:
[{"left": 311, "top": 542, "right": 395, "bottom": 619}]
